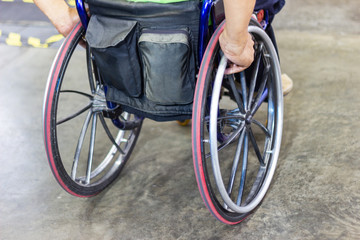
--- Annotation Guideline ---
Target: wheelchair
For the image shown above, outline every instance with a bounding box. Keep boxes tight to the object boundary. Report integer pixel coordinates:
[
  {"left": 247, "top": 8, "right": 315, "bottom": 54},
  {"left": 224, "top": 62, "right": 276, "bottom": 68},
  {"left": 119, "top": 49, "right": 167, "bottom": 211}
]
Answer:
[{"left": 42, "top": 0, "right": 283, "bottom": 225}]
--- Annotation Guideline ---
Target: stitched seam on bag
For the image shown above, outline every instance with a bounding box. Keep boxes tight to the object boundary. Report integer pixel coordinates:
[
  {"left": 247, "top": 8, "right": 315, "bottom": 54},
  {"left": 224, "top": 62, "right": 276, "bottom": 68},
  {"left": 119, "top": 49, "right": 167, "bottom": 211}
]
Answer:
[{"left": 125, "top": 39, "right": 139, "bottom": 96}]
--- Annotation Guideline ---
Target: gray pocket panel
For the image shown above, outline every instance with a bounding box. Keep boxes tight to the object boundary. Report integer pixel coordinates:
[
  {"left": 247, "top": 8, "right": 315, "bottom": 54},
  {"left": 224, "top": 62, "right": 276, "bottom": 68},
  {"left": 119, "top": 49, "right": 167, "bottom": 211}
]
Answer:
[{"left": 139, "top": 29, "right": 195, "bottom": 105}]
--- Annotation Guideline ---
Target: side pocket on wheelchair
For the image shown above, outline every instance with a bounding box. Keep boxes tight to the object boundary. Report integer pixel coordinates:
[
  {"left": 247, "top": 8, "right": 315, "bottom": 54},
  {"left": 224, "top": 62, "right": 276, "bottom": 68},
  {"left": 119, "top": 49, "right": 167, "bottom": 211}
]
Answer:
[
  {"left": 138, "top": 28, "right": 195, "bottom": 105},
  {"left": 86, "top": 15, "right": 142, "bottom": 97}
]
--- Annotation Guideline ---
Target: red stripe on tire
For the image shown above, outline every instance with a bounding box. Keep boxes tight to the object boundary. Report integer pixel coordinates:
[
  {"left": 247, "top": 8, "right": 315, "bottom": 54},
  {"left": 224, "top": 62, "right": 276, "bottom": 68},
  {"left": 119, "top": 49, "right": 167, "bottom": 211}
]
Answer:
[
  {"left": 192, "top": 21, "right": 245, "bottom": 224},
  {"left": 43, "top": 23, "right": 90, "bottom": 197}
]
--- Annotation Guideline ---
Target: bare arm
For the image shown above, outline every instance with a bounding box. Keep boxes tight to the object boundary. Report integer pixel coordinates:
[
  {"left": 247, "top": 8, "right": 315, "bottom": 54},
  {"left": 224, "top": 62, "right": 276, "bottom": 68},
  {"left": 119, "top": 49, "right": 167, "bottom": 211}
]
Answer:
[
  {"left": 220, "top": 0, "right": 255, "bottom": 74},
  {"left": 34, "top": 0, "right": 79, "bottom": 37}
]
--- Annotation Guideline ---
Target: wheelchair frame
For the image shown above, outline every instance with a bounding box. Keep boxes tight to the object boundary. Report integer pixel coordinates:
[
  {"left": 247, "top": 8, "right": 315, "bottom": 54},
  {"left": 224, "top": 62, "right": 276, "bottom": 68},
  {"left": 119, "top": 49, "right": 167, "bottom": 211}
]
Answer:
[{"left": 43, "top": 0, "right": 283, "bottom": 225}]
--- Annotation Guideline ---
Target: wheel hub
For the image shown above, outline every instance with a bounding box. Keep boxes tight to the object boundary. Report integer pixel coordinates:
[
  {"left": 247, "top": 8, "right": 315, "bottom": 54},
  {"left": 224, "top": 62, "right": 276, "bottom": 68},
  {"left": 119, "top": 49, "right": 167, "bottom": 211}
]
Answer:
[
  {"left": 92, "top": 87, "right": 107, "bottom": 112},
  {"left": 245, "top": 111, "right": 253, "bottom": 125}
]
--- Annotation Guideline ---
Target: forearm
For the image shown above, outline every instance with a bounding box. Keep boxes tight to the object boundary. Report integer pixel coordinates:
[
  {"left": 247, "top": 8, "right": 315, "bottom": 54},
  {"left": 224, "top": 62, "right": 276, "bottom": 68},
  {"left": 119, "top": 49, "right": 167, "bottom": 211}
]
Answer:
[
  {"left": 223, "top": 0, "right": 255, "bottom": 44},
  {"left": 34, "top": 0, "right": 79, "bottom": 36},
  {"left": 34, "top": 0, "right": 69, "bottom": 25},
  {"left": 219, "top": 0, "right": 255, "bottom": 73}
]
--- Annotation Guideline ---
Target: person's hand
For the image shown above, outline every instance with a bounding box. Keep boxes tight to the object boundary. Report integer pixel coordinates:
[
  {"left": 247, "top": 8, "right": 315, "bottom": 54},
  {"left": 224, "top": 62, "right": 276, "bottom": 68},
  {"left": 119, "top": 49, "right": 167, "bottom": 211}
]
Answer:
[
  {"left": 52, "top": 7, "right": 80, "bottom": 37},
  {"left": 219, "top": 27, "right": 254, "bottom": 74}
]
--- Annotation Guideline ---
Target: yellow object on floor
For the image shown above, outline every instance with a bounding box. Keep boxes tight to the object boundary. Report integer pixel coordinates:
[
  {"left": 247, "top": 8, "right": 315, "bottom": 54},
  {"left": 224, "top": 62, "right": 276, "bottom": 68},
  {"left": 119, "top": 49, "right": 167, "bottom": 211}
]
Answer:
[{"left": 177, "top": 119, "right": 191, "bottom": 126}]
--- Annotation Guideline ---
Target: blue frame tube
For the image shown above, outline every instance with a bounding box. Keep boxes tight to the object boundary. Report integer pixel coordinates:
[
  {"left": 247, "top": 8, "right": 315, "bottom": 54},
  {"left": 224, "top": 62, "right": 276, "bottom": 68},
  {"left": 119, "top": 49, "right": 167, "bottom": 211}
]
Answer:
[
  {"left": 199, "top": 0, "right": 213, "bottom": 63},
  {"left": 76, "top": 0, "right": 89, "bottom": 29}
]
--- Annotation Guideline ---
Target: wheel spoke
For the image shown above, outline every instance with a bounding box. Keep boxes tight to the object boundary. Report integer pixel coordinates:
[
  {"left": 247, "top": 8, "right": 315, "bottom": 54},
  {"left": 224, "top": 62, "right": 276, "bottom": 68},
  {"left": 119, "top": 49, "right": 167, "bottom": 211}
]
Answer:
[
  {"left": 57, "top": 103, "right": 92, "bottom": 125},
  {"left": 57, "top": 89, "right": 93, "bottom": 125},
  {"left": 240, "top": 72, "right": 248, "bottom": 111},
  {"left": 60, "top": 90, "right": 93, "bottom": 99},
  {"left": 98, "top": 114, "right": 125, "bottom": 155},
  {"left": 71, "top": 110, "right": 92, "bottom": 180},
  {"left": 220, "top": 114, "right": 246, "bottom": 121},
  {"left": 252, "top": 119, "right": 271, "bottom": 137},
  {"left": 248, "top": 127, "right": 265, "bottom": 166},
  {"left": 85, "top": 112, "right": 98, "bottom": 184},
  {"left": 203, "top": 113, "right": 246, "bottom": 123},
  {"left": 226, "top": 128, "right": 246, "bottom": 195},
  {"left": 85, "top": 113, "right": 134, "bottom": 181},
  {"left": 227, "top": 76, "right": 245, "bottom": 113},
  {"left": 244, "top": 167, "right": 266, "bottom": 204},
  {"left": 247, "top": 43, "right": 263, "bottom": 110},
  {"left": 251, "top": 64, "right": 270, "bottom": 115},
  {"left": 236, "top": 131, "right": 249, "bottom": 205},
  {"left": 205, "top": 122, "right": 245, "bottom": 158}
]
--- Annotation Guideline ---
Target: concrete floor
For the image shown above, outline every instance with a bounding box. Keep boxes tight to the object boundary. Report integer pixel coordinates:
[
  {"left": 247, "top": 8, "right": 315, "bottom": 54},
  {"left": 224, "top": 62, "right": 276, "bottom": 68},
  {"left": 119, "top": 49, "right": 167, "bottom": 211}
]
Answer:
[{"left": 1, "top": 0, "right": 360, "bottom": 239}]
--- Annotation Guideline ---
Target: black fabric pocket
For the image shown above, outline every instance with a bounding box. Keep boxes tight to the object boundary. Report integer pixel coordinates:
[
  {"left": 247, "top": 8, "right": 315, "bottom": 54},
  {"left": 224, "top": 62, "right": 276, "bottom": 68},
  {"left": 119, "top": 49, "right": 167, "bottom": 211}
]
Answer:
[
  {"left": 138, "top": 28, "right": 195, "bottom": 105},
  {"left": 86, "top": 16, "right": 142, "bottom": 97}
]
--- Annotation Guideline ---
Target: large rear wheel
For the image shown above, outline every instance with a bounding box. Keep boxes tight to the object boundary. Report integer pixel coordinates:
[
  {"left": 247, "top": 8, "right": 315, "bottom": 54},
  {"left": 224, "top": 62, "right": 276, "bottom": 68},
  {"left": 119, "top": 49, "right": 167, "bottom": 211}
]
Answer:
[
  {"left": 192, "top": 20, "right": 283, "bottom": 224},
  {"left": 43, "top": 23, "right": 142, "bottom": 197}
]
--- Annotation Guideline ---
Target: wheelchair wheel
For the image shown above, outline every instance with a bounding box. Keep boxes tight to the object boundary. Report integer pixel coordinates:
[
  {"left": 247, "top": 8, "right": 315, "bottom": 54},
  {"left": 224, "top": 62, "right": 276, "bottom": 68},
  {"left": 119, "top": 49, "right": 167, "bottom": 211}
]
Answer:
[
  {"left": 43, "top": 23, "right": 143, "bottom": 197},
  {"left": 192, "top": 20, "right": 283, "bottom": 224}
]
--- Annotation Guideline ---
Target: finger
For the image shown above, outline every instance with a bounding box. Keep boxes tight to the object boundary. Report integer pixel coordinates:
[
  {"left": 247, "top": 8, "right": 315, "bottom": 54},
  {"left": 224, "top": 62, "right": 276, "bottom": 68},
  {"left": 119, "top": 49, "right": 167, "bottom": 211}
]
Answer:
[{"left": 224, "top": 64, "right": 246, "bottom": 75}]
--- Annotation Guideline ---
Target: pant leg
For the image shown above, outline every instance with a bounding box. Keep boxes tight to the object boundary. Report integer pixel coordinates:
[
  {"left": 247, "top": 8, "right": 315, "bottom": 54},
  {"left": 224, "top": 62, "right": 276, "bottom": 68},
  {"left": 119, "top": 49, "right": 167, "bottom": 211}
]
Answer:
[{"left": 255, "top": 0, "right": 285, "bottom": 23}]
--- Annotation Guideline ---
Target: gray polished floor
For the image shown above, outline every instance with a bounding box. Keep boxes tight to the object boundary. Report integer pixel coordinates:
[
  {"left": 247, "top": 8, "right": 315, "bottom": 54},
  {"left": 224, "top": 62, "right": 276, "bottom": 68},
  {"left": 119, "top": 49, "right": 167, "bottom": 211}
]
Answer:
[{"left": 1, "top": 0, "right": 360, "bottom": 239}]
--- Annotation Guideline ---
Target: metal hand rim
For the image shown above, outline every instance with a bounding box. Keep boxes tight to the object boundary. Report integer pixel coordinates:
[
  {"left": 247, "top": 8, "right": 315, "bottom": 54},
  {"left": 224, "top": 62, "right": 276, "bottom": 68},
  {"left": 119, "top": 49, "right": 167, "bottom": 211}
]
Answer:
[{"left": 209, "top": 25, "right": 283, "bottom": 214}]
